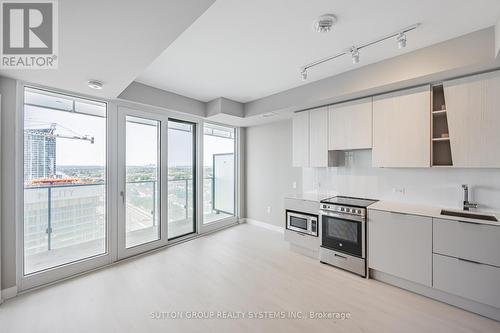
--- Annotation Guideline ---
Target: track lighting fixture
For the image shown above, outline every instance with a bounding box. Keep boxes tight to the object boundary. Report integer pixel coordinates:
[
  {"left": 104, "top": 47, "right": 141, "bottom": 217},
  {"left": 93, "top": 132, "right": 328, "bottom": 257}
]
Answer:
[
  {"left": 397, "top": 33, "right": 407, "bottom": 49},
  {"left": 350, "top": 47, "right": 359, "bottom": 64},
  {"left": 299, "top": 23, "right": 420, "bottom": 81},
  {"left": 300, "top": 68, "right": 307, "bottom": 81}
]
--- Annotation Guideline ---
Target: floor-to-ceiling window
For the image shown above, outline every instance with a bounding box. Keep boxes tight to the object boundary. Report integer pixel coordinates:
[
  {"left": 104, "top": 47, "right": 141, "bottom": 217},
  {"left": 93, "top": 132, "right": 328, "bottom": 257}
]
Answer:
[
  {"left": 21, "top": 87, "right": 239, "bottom": 287},
  {"left": 203, "top": 123, "right": 236, "bottom": 224},
  {"left": 168, "top": 120, "right": 196, "bottom": 239},
  {"left": 23, "top": 88, "right": 107, "bottom": 275}
]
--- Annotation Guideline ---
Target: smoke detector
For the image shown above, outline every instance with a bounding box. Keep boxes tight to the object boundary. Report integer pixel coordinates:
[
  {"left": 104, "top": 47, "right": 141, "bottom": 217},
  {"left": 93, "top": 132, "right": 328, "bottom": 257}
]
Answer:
[{"left": 313, "top": 14, "right": 337, "bottom": 33}]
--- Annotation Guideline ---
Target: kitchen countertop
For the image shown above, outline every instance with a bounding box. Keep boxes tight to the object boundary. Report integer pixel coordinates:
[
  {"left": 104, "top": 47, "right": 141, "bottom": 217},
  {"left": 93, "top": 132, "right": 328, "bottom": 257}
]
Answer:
[
  {"left": 284, "top": 192, "right": 333, "bottom": 203},
  {"left": 368, "top": 200, "right": 500, "bottom": 226}
]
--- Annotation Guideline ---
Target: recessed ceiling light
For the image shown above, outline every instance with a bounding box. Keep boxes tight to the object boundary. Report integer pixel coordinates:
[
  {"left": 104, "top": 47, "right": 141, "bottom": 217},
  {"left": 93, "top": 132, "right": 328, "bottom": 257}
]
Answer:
[
  {"left": 313, "top": 14, "right": 337, "bottom": 33},
  {"left": 87, "top": 80, "right": 103, "bottom": 90}
]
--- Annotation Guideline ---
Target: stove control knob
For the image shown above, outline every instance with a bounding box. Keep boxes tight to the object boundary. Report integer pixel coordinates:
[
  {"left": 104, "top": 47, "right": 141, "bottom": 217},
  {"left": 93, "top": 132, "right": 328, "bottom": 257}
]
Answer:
[
  {"left": 357, "top": 209, "right": 362, "bottom": 214},
  {"left": 340, "top": 207, "right": 344, "bottom": 212},
  {"left": 346, "top": 208, "right": 351, "bottom": 213}
]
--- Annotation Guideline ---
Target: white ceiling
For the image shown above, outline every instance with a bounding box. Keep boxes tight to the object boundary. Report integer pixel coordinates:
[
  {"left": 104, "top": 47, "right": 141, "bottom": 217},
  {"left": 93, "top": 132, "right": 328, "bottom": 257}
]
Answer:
[
  {"left": 137, "top": 0, "right": 500, "bottom": 103},
  {"left": 0, "top": 0, "right": 215, "bottom": 99}
]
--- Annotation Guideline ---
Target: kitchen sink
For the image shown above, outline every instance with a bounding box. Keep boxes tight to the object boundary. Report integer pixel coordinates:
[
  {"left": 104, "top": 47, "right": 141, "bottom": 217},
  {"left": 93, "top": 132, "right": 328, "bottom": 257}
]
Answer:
[{"left": 440, "top": 209, "right": 498, "bottom": 222}]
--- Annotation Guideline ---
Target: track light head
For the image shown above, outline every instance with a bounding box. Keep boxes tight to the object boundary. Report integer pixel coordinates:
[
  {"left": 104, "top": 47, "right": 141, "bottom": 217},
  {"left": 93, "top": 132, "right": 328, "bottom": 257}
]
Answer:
[
  {"left": 350, "top": 47, "right": 359, "bottom": 64},
  {"left": 300, "top": 68, "right": 308, "bottom": 81},
  {"left": 397, "top": 33, "right": 407, "bottom": 49}
]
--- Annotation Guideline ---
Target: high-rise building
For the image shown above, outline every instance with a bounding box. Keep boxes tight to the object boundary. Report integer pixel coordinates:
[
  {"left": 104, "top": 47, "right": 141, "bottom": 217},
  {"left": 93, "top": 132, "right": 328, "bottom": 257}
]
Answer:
[{"left": 24, "top": 129, "right": 56, "bottom": 183}]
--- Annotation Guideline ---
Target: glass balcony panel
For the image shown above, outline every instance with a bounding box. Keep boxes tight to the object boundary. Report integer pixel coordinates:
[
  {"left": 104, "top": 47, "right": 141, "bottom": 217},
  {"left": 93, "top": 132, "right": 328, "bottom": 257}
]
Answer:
[{"left": 24, "top": 184, "right": 106, "bottom": 274}]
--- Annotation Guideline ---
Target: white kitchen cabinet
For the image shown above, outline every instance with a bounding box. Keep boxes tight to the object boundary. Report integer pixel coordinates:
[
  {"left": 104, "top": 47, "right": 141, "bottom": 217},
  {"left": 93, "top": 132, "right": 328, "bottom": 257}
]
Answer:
[
  {"left": 433, "top": 253, "right": 500, "bottom": 309},
  {"left": 292, "top": 111, "right": 310, "bottom": 167},
  {"left": 433, "top": 218, "right": 500, "bottom": 267},
  {"left": 309, "top": 107, "right": 328, "bottom": 167},
  {"left": 444, "top": 70, "right": 500, "bottom": 167},
  {"left": 368, "top": 209, "right": 432, "bottom": 286},
  {"left": 372, "top": 85, "right": 431, "bottom": 167},
  {"left": 328, "top": 97, "right": 372, "bottom": 150},
  {"left": 292, "top": 107, "right": 329, "bottom": 167}
]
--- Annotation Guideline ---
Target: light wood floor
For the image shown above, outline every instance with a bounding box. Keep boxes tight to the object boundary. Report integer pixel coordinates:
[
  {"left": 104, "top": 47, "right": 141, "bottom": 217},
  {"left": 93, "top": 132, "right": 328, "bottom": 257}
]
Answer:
[{"left": 1, "top": 223, "right": 499, "bottom": 333}]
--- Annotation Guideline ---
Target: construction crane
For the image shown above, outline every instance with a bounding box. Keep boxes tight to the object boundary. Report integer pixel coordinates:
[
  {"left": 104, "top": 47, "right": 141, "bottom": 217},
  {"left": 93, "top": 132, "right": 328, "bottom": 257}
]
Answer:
[{"left": 28, "top": 123, "right": 94, "bottom": 144}]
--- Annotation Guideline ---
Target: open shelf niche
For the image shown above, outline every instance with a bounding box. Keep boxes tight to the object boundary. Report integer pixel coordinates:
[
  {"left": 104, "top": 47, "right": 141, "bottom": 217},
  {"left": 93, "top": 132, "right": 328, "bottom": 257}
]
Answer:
[{"left": 431, "top": 84, "right": 453, "bottom": 166}]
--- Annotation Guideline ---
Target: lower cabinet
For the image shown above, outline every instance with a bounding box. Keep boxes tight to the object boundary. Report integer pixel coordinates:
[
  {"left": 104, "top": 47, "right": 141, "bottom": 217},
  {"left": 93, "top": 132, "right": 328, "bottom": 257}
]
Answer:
[
  {"left": 433, "top": 253, "right": 500, "bottom": 309},
  {"left": 369, "top": 210, "right": 500, "bottom": 319},
  {"left": 368, "top": 209, "right": 432, "bottom": 286},
  {"left": 432, "top": 218, "right": 500, "bottom": 310}
]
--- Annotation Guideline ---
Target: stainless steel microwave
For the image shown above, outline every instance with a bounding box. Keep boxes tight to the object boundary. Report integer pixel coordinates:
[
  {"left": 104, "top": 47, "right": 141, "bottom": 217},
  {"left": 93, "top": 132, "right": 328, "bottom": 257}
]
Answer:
[{"left": 286, "top": 210, "right": 318, "bottom": 237}]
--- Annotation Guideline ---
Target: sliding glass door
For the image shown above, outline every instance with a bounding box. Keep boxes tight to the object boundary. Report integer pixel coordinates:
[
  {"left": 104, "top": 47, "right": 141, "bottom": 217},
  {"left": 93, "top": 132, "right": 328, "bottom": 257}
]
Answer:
[
  {"left": 117, "top": 109, "right": 198, "bottom": 257},
  {"left": 117, "top": 108, "right": 168, "bottom": 258},
  {"left": 124, "top": 117, "right": 161, "bottom": 248},
  {"left": 168, "top": 120, "right": 196, "bottom": 239}
]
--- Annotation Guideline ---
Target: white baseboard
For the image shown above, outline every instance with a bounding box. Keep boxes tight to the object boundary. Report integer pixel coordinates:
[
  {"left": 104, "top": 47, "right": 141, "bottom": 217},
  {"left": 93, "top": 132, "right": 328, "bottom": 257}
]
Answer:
[
  {"left": 1, "top": 286, "right": 18, "bottom": 301},
  {"left": 241, "top": 218, "right": 284, "bottom": 233}
]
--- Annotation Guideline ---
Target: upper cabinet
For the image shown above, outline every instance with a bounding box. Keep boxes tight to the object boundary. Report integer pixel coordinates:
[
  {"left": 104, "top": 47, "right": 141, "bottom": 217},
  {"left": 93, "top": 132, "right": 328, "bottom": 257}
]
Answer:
[
  {"left": 309, "top": 107, "right": 329, "bottom": 167},
  {"left": 328, "top": 97, "right": 372, "bottom": 150},
  {"left": 443, "top": 70, "right": 500, "bottom": 168},
  {"left": 372, "top": 85, "right": 431, "bottom": 168},
  {"left": 292, "top": 107, "right": 329, "bottom": 167},
  {"left": 292, "top": 110, "right": 310, "bottom": 167},
  {"left": 291, "top": 70, "right": 500, "bottom": 169}
]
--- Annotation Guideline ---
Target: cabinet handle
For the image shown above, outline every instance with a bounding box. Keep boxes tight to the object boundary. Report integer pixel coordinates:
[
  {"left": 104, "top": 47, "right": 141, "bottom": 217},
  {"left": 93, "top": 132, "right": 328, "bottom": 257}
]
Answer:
[
  {"left": 334, "top": 253, "right": 347, "bottom": 259},
  {"left": 458, "top": 257, "right": 483, "bottom": 265}
]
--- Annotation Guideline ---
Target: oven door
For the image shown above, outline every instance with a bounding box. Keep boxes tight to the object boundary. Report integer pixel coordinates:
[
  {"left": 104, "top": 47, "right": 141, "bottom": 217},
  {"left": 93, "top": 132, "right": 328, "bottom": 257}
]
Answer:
[{"left": 321, "top": 211, "right": 365, "bottom": 258}]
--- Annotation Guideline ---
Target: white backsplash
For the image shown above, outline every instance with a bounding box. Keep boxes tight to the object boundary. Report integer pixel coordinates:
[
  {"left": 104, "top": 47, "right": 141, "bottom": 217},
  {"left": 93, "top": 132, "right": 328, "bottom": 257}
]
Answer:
[{"left": 302, "top": 150, "right": 500, "bottom": 211}]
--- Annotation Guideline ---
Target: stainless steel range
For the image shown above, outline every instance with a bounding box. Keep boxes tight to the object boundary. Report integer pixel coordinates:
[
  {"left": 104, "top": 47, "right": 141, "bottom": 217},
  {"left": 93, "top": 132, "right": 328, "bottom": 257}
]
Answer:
[{"left": 319, "top": 196, "right": 377, "bottom": 277}]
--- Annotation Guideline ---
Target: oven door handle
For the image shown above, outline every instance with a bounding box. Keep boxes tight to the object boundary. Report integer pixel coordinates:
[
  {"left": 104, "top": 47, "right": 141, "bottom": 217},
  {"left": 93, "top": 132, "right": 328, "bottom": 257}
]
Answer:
[
  {"left": 334, "top": 253, "right": 347, "bottom": 259},
  {"left": 320, "top": 210, "right": 365, "bottom": 223}
]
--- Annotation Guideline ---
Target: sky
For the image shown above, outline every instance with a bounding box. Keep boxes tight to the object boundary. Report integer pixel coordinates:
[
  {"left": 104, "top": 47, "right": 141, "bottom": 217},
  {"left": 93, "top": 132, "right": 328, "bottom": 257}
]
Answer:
[{"left": 24, "top": 105, "right": 234, "bottom": 168}]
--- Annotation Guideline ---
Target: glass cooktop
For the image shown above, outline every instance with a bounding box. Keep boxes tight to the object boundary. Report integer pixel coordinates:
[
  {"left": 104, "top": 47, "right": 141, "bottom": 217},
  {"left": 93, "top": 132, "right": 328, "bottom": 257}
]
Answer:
[{"left": 320, "top": 196, "right": 378, "bottom": 208}]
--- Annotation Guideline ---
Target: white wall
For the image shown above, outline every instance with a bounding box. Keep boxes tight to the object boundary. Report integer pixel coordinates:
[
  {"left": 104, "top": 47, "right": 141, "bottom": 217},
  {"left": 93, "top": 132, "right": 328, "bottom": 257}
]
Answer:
[
  {"left": 245, "top": 120, "right": 302, "bottom": 227},
  {"left": 303, "top": 150, "right": 500, "bottom": 211}
]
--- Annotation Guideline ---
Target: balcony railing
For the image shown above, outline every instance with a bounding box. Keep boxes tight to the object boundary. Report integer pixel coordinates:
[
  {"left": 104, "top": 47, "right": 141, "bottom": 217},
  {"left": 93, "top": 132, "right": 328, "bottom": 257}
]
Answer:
[{"left": 23, "top": 178, "right": 217, "bottom": 256}]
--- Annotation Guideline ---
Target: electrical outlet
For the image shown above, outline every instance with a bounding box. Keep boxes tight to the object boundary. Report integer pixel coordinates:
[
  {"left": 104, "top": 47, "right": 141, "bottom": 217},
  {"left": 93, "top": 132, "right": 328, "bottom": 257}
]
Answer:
[
  {"left": 292, "top": 181, "right": 297, "bottom": 189},
  {"left": 267, "top": 206, "right": 272, "bottom": 214}
]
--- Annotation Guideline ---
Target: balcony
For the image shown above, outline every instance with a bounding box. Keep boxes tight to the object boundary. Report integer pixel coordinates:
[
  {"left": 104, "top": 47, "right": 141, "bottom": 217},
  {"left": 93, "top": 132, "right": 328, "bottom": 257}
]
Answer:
[{"left": 23, "top": 178, "right": 231, "bottom": 274}]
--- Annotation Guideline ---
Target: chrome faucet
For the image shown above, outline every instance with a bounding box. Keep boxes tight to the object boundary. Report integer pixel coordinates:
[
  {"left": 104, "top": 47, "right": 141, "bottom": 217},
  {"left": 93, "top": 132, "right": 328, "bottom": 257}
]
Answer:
[{"left": 462, "top": 184, "right": 478, "bottom": 211}]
